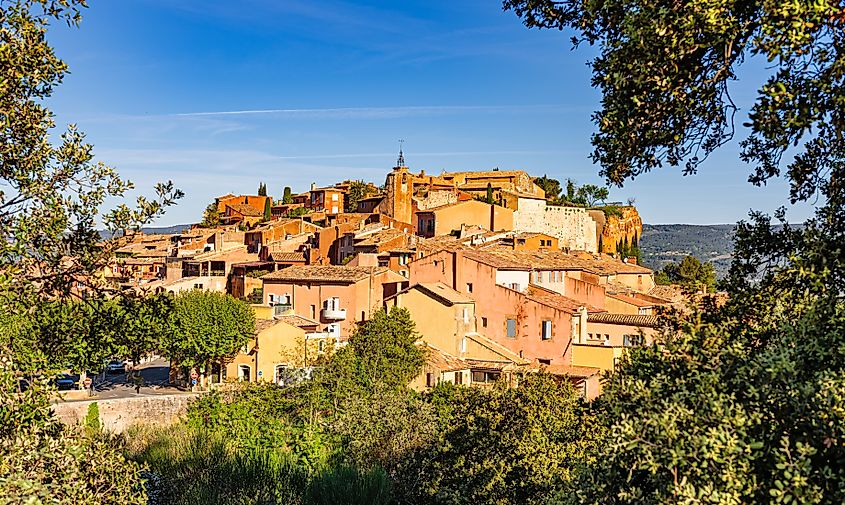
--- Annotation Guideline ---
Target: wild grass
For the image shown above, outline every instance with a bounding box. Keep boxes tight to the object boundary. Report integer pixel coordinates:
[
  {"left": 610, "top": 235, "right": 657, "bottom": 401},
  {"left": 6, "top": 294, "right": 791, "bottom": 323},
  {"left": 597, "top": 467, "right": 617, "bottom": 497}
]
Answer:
[{"left": 125, "top": 424, "right": 394, "bottom": 505}]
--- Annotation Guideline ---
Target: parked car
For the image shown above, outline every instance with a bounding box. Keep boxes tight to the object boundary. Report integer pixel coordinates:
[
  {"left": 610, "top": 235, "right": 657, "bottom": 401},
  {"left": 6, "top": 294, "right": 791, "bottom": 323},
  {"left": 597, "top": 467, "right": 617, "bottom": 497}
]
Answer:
[
  {"left": 106, "top": 360, "right": 126, "bottom": 374},
  {"left": 52, "top": 373, "right": 77, "bottom": 390}
]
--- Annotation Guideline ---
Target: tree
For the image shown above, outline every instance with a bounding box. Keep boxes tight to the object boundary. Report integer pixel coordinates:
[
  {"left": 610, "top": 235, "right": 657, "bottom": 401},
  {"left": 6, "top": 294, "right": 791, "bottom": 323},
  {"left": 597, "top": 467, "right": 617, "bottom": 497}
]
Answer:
[
  {"left": 403, "top": 375, "right": 602, "bottom": 505},
  {"left": 163, "top": 291, "right": 255, "bottom": 381},
  {"left": 115, "top": 293, "right": 176, "bottom": 366},
  {"left": 283, "top": 186, "right": 293, "bottom": 204},
  {"left": 507, "top": 0, "right": 845, "bottom": 502},
  {"left": 486, "top": 182, "right": 494, "bottom": 204},
  {"left": 534, "top": 175, "right": 562, "bottom": 203},
  {"left": 262, "top": 197, "right": 272, "bottom": 222},
  {"left": 199, "top": 202, "right": 220, "bottom": 228},
  {"left": 504, "top": 0, "right": 845, "bottom": 202},
  {"left": 559, "top": 179, "right": 610, "bottom": 207},
  {"left": 657, "top": 255, "right": 716, "bottom": 292},
  {"left": 287, "top": 206, "right": 312, "bottom": 218},
  {"left": 0, "top": 3, "right": 179, "bottom": 499},
  {"left": 345, "top": 180, "right": 374, "bottom": 213},
  {"left": 257, "top": 182, "right": 267, "bottom": 196}
]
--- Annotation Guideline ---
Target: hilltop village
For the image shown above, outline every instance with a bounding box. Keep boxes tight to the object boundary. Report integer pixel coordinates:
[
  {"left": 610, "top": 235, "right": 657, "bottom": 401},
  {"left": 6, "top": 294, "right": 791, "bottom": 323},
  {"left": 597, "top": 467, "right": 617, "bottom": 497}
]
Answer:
[{"left": 103, "top": 154, "right": 670, "bottom": 398}]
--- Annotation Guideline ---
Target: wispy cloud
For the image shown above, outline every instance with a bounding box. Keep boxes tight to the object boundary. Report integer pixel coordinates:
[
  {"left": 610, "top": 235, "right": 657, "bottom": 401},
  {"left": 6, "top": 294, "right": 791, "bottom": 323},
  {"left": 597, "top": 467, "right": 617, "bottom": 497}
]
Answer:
[{"left": 172, "top": 104, "right": 572, "bottom": 119}]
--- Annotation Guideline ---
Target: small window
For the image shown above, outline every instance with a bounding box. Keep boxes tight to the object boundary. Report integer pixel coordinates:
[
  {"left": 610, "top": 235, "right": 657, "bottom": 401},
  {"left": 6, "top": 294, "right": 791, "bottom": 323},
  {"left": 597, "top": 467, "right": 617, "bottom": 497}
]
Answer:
[
  {"left": 426, "top": 373, "right": 436, "bottom": 388},
  {"left": 459, "top": 337, "right": 467, "bottom": 353},
  {"left": 541, "top": 320, "right": 553, "bottom": 340},
  {"left": 361, "top": 311, "right": 366, "bottom": 321},
  {"left": 538, "top": 358, "right": 551, "bottom": 365},
  {"left": 506, "top": 318, "right": 517, "bottom": 338},
  {"left": 454, "top": 371, "right": 463, "bottom": 385},
  {"left": 310, "top": 305, "right": 316, "bottom": 318},
  {"left": 466, "top": 282, "right": 473, "bottom": 293},
  {"left": 481, "top": 317, "right": 488, "bottom": 328}
]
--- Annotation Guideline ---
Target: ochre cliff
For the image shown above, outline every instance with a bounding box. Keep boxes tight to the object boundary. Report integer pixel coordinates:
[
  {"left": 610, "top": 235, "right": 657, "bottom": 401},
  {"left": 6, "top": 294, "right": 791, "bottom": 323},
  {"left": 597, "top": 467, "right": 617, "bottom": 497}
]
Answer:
[{"left": 588, "top": 206, "right": 643, "bottom": 256}]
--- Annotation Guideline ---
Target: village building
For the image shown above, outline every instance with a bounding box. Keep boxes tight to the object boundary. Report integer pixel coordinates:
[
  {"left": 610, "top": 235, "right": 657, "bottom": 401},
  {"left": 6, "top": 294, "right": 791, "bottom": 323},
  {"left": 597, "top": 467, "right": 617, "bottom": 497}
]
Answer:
[{"left": 261, "top": 265, "right": 407, "bottom": 341}]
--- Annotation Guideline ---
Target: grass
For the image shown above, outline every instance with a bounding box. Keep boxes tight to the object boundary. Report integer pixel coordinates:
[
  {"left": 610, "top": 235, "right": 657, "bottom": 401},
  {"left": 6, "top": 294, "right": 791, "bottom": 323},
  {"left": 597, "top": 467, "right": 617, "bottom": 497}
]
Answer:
[{"left": 126, "top": 425, "right": 394, "bottom": 505}]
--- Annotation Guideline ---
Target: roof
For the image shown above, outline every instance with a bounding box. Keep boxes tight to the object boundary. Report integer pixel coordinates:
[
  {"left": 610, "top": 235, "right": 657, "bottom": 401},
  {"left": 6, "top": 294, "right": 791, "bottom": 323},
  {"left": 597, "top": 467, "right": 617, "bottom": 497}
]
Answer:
[
  {"left": 355, "top": 228, "right": 408, "bottom": 247},
  {"left": 226, "top": 203, "right": 264, "bottom": 217},
  {"left": 442, "top": 169, "right": 530, "bottom": 179},
  {"left": 587, "top": 312, "right": 659, "bottom": 328},
  {"left": 424, "top": 344, "right": 470, "bottom": 372},
  {"left": 607, "top": 293, "right": 655, "bottom": 308},
  {"left": 261, "top": 265, "right": 390, "bottom": 283},
  {"left": 255, "top": 319, "right": 280, "bottom": 333},
  {"left": 522, "top": 285, "right": 604, "bottom": 314},
  {"left": 461, "top": 249, "right": 653, "bottom": 275},
  {"left": 269, "top": 251, "right": 307, "bottom": 263},
  {"left": 276, "top": 314, "right": 320, "bottom": 328},
  {"left": 543, "top": 364, "right": 602, "bottom": 378},
  {"left": 464, "top": 332, "right": 531, "bottom": 366},
  {"left": 410, "top": 282, "right": 474, "bottom": 306}
]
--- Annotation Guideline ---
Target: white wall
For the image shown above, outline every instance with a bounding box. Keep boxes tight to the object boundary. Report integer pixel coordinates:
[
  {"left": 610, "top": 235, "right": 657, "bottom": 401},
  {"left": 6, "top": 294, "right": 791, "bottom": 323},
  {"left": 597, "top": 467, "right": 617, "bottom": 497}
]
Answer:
[{"left": 495, "top": 270, "right": 530, "bottom": 292}]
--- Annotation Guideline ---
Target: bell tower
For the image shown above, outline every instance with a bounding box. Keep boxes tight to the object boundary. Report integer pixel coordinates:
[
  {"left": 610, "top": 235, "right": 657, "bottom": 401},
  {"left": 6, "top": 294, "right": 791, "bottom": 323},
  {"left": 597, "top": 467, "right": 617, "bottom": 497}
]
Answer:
[{"left": 382, "top": 141, "right": 413, "bottom": 225}]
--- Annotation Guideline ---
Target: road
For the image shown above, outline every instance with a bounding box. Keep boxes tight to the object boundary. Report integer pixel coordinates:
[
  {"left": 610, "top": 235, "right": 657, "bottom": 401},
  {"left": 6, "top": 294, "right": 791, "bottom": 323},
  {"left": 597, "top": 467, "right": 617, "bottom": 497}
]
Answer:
[{"left": 67, "top": 358, "right": 190, "bottom": 401}]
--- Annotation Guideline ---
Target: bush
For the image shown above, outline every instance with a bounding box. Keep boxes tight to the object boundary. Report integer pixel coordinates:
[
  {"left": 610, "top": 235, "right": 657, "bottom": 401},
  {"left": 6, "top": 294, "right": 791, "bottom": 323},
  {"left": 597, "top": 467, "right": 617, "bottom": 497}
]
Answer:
[{"left": 306, "top": 466, "right": 392, "bottom": 505}]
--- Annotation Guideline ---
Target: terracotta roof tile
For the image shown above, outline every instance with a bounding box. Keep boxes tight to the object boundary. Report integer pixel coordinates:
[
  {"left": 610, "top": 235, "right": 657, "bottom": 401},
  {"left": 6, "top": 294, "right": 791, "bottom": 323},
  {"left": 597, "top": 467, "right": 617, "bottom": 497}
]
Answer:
[
  {"left": 262, "top": 265, "right": 389, "bottom": 283},
  {"left": 226, "top": 203, "right": 264, "bottom": 217},
  {"left": 587, "top": 312, "right": 659, "bottom": 327},
  {"left": 522, "top": 285, "right": 604, "bottom": 314},
  {"left": 276, "top": 314, "right": 319, "bottom": 328}
]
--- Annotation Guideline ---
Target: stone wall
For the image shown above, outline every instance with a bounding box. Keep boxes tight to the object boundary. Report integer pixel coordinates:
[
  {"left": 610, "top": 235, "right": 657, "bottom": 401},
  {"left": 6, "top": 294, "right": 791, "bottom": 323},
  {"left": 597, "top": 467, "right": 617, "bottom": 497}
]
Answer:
[
  {"left": 52, "top": 393, "right": 198, "bottom": 433},
  {"left": 415, "top": 189, "right": 460, "bottom": 210},
  {"left": 513, "top": 198, "right": 598, "bottom": 252}
]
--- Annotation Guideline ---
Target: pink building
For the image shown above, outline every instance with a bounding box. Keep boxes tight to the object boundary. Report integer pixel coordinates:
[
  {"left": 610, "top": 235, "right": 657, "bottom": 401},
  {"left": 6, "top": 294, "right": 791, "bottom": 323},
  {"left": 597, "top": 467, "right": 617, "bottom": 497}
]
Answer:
[
  {"left": 409, "top": 249, "right": 605, "bottom": 365},
  {"left": 261, "top": 266, "right": 407, "bottom": 340}
]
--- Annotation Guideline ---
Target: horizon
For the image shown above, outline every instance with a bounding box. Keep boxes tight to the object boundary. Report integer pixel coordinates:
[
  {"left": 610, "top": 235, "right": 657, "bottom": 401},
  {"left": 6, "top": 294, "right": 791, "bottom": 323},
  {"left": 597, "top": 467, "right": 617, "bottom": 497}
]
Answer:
[{"left": 47, "top": 0, "right": 816, "bottom": 226}]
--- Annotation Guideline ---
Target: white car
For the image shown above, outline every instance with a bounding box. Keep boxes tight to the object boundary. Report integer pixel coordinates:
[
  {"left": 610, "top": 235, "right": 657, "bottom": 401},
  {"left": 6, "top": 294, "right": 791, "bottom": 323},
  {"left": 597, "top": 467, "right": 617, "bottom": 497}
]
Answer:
[{"left": 106, "top": 360, "right": 126, "bottom": 374}]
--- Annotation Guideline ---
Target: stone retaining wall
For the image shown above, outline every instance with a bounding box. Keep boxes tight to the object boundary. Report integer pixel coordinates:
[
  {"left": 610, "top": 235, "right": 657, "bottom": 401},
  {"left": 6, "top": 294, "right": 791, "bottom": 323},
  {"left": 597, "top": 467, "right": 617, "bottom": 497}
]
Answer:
[{"left": 52, "top": 393, "right": 198, "bottom": 433}]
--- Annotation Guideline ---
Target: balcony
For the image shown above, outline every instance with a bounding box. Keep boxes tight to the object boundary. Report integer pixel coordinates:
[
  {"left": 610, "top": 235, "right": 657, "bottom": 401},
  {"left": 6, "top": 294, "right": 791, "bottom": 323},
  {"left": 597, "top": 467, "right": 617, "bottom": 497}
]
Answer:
[
  {"left": 273, "top": 303, "right": 293, "bottom": 316},
  {"left": 321, "top": 307, "right": 347, "bottom": 321}
]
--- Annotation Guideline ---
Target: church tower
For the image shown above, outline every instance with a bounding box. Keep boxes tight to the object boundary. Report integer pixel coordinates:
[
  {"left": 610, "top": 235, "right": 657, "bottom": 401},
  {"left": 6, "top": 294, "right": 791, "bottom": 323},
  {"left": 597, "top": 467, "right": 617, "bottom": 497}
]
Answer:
[{"left": 381, "top": 142, "right": 413, "bottom": 225}]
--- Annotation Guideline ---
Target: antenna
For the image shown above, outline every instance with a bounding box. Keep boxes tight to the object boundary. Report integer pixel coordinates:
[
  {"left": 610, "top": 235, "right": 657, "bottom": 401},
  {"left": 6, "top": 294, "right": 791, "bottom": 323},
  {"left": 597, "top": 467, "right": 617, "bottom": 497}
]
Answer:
[{"left": 397, "top": 139, "right": 406, "bottom": 167}]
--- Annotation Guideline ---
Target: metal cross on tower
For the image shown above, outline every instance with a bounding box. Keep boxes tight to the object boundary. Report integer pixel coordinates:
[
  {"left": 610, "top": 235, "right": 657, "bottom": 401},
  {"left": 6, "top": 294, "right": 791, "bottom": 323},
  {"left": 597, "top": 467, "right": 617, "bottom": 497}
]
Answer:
[{"left": 397, "top": 139, "right": 405, "bottom": 166}]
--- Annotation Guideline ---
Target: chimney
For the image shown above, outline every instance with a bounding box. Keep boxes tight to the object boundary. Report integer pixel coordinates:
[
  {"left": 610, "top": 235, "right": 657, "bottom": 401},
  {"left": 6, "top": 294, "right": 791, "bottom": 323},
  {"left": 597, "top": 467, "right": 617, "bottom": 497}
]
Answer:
[{"left": 310, "top": 182, "right": 317, "bottom": 191}]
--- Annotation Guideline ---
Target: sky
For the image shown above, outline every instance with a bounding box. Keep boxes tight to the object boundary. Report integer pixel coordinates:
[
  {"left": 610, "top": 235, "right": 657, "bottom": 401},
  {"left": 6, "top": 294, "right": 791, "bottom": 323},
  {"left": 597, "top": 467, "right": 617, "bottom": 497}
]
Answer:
[{"left": 46, "top": 0, "right": 815, "bottom": 226}]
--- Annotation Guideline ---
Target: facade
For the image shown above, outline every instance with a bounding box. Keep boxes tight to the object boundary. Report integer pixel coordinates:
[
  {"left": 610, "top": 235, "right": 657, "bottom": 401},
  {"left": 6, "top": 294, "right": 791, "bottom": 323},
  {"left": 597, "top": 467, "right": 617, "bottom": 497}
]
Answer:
[
  {"left": 416, "top": 200, "right": 514, "bottom": 238},
  {"left": 261, "top": 265, "right": 407, "bottom": 340},
  {"left": 309, "top": 187, "right": 345, "bottom": 215}
]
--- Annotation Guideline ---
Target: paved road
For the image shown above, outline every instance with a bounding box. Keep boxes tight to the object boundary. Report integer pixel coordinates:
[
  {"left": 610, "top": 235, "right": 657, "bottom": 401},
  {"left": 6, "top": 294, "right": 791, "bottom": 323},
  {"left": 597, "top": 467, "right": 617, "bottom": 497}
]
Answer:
[{"left": 69, "top": 358, "right": 190, "bottom": 401}]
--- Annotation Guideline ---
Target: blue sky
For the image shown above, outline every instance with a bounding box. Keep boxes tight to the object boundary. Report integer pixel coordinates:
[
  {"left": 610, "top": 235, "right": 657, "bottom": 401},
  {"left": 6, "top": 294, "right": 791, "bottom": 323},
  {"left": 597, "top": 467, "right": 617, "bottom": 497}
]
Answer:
[{"left": 47, "top": 0, "right": 814, "bottom": 226}]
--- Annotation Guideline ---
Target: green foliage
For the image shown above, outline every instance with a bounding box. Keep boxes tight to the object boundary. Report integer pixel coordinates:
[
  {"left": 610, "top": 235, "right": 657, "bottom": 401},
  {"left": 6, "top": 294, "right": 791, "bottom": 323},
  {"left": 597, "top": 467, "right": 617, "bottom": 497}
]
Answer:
[
  {"left": 162, "top": 291, "right": 255, "bottom": 371},
  {"left": 258, "top": 182, "right": 267, "bottom": 196},
  {"left": 486, "top": 182, "right": 494, "bottom": 204},
  {"left": 504, "top": 0, "right": 845, "bottom": 203},
  {"left": 131, "top": 427, "right": 306, "bottom": 505},
  {"left": 287, "top": 206, "right": 312, "bottom": 218},
  {"left": 534, "top": 174, "right": 562, "bottom": 202},
  {"left": 405, "top": 375, "right": 601, "bottom": 505},
  {"left": 115, "top": 293, "right": 175, "bottom": 365},
  {"left": 283, "top": 186, "right": 293, "bottom": 204},
  {"left": 559, "top": 178, "right": 610, "bottom": 207},
  {"left": 263, "top": 196, "right": 272, "bottom": 222},
  {"left": 306, "top": 466, "right": 392, "bottom": 505},
  {"left": 84, "top": 402, "right": 100, "bottom": 435},
  {"left": 199, "top": 202, "right": 220, "bottom": 227},
  {"left": 657, "top": 255, "right": 717, "bottom": 292},
  {"left": 345, "top": 180, "right": 375, "bottom": 213}
]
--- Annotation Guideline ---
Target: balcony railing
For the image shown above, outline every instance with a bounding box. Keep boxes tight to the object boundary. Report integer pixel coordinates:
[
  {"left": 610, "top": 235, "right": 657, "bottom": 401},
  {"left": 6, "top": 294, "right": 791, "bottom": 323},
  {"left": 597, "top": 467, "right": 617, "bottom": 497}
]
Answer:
[
  {"left": 273, "top": 303, "right": 293, "bottom": 316},
  {"left": 321, "top": 307, "right": 347, "bottom": 321}
]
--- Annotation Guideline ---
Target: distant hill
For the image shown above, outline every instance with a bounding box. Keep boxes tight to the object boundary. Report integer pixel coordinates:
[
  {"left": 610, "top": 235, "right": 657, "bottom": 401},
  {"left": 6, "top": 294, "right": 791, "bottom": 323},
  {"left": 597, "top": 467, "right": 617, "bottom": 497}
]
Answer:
[
  {"left": 640, "top": 224, "right": 736, "bottom": 278},
  {"left": 98, "top": 224, "right": 194, "bottom": 240}
]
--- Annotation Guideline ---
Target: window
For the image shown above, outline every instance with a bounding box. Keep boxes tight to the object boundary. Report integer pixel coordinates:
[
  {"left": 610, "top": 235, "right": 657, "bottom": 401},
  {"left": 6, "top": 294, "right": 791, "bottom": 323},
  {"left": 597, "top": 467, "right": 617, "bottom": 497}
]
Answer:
[
  {"left": 466, "top": 282, "right": 473, "bottom": 293},
  {"left": 471, "top": 371, "right": 501, "bottom": 383},
  {"left": 459, "top": 337, "right": 467, "bottom": 353},
  {"left": 481, "top": 317, "right": 488, "bottom": 328},
  {"left": 541, "top": 320, "right": 553, "bottom": 340},
  {"left": 462, "top": 308, "right": 470, "bottom": 323},
  {"left": 269, "top": 293, "right": 276, "bottom": 303},
  {"left": 318, "top": 340, "right": 326, "bottom": 353},
  {"left": 506, "top": 318, "right": 517, "bottom": 338},
  {"left": 310, "top": 305, "right": 316, "bottom": 318},
  {"left": 624, "top": 334, "right": 644, "bottom": 347},
  {"left": 510, "top": 282, "right": 520, "bottom": 290},
  {"left": 332, "top": 193, "right": 338, "bottom": 201},
  {"left": 426, "top": 373, "right": 436, "bottom": 388},
  {"left": 454, "top": 371, "right": 463, "bottom": 385},
  {"left": 238, "top": 365, "right": 251, "bottom": 382},
  {"left": 361, "top": 311, "right": 366, "bottom": 321},
  {"left": 426, "top": 219, "right": 435, "bottom": 233},
  {"left": 538, "top": 358, "right": 551, "bottom": 365},
  {"left": 194, "top": 283, "right": 203, "bottom": 290}
]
